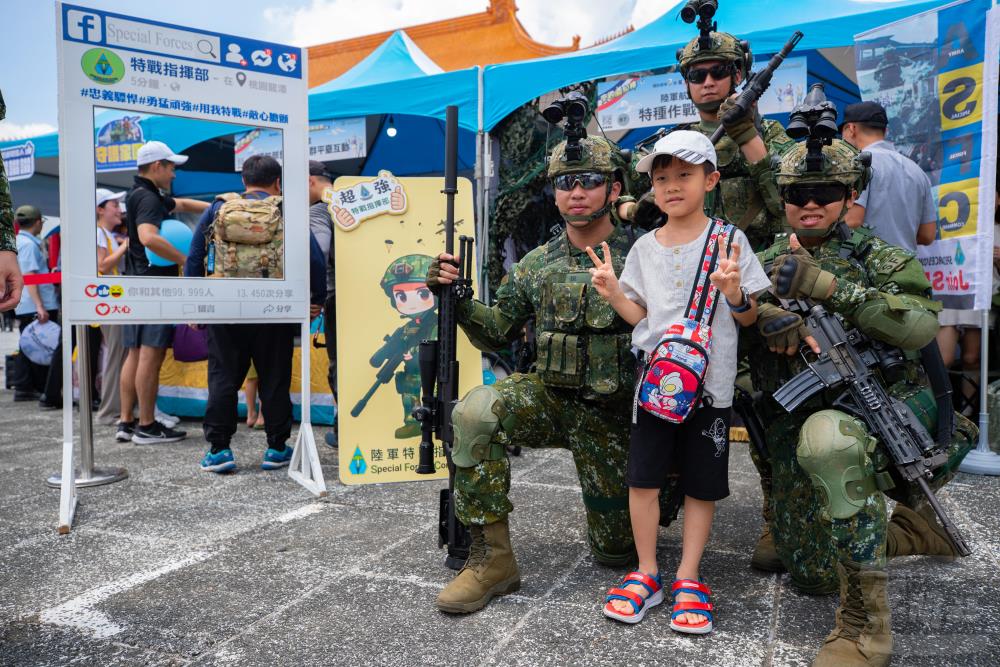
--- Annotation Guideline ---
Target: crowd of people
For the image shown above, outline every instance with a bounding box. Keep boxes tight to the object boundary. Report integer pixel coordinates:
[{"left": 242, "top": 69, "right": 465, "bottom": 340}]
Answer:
[
  {"left": 1, "top": 141, "right": 339, "bottom": 472},
  {"left": 0, "top": 22, "right": 997, "bottom": 667}
]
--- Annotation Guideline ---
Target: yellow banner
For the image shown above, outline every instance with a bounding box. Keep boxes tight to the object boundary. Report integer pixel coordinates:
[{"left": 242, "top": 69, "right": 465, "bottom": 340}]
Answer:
[
  {"left": 938, "top": 176, "right": 980, "bottom": 239},
  {"left": 938, "top": 62, "right": 984, "bottom": 132},
  {"left": 332, "top": 174, "right": 480, "bottom": 485}
]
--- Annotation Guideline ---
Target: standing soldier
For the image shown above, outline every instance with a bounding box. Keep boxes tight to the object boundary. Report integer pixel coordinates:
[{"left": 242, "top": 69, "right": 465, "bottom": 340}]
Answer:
[
  {"left": 619, "top": 30, "right": 796, "bottom": 571},
  {"left": 0, "top": 89, "right": 25, "bottom": 312},
  {"left": 428, "top": 135, "right": 637, "bottom": 614},
  {"left": 751, "top": 132, "right": 975, "bottom": 665}
]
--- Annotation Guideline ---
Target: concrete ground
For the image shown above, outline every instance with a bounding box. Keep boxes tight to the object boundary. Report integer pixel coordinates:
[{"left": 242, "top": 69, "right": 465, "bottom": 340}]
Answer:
[{"left": 1, "top": 331, "right": 999, "bottom": 666}]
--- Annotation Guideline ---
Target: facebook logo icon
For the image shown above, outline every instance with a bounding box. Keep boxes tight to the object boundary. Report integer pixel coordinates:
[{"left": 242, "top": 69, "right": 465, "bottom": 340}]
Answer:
[{"left": 66, "top": 10, "right": 103, "bottom": 43}]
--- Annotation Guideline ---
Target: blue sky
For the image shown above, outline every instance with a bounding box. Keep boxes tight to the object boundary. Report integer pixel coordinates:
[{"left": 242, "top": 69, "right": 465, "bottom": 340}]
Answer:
[{"left": 1, "top": 0, "right": 656, "bottom": 139}]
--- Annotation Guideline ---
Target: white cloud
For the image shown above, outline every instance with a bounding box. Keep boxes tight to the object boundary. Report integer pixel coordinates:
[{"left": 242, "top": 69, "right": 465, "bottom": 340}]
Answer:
[
  {"left": 264, "top": 0, "right": 674, "bottom": 50},
  {"left": 0, "top": 121, "right": 56, "bottom": 141},
  {"left": 264, "top": 0, "right": 490, "bottom": 47}
]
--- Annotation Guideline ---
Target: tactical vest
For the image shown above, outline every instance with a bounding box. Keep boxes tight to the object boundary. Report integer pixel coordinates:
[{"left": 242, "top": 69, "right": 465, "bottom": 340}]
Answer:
[{"left": 534, "top": 234, "right": 633, "bottom": 399}]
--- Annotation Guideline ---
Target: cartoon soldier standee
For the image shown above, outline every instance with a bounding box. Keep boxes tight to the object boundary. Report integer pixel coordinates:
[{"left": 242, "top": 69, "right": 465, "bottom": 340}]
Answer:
[{"left": 351, "top": 254, "right": 438, "bottom": 439}]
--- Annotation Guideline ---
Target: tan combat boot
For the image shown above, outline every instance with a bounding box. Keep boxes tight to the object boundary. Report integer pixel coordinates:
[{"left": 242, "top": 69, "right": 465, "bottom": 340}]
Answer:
[
  {"left": 751, "top": 501, "right": 786, "bottom": 573},
  {"left": 887, "top": 503, "right": 958, "bottom": 559},
  {"left": 813, "top": 561, "right": 892, "bottom": 667},
  {"left": 436, "top": 519, "right": 520, "bottom": 614}
]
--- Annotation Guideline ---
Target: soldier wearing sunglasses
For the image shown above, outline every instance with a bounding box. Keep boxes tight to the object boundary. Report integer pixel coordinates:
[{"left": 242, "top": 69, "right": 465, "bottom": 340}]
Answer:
[
  {"left": 749, "top": 137, "right": 976, "bottom": 667},
  {"left": 620, "top": 31, "right": 794, "bottom": 252},
  {"left": 428, "top": 136, "right": 639, "bottom": 615}
]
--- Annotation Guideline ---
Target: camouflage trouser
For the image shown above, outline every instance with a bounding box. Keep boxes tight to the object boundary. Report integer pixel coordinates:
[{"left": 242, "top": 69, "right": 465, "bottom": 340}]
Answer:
[
  {"left": 766, "top": 408, "right": 888, "bottom": 594},
  {"left": 454, "top": 372, "right": 635, "bottom": 565},
  {"left": 762, "top": 386, "right": 978, "bottom": 595}
]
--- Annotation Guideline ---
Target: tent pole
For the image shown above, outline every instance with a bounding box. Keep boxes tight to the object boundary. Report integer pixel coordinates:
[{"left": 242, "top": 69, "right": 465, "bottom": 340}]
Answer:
[{"left": 476, "top": 66, "right": 489, "bottom": 300}]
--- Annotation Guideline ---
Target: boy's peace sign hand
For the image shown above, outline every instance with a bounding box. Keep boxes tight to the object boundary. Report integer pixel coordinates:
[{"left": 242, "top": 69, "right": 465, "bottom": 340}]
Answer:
[
  {"left": 709, "top": 237, "right": 743, "bottom": 305},
  {"left": 586, "top": 241, "right": 619, "bottom": 301}
]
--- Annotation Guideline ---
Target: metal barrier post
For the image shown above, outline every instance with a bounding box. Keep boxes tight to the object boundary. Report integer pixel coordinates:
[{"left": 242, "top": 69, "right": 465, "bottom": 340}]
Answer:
[
  {"left": 959, "top": 309, "right": 1000, "bottom": 475},
  {"left": 47, "top": 325, "right": 128, "bottom": 488}
]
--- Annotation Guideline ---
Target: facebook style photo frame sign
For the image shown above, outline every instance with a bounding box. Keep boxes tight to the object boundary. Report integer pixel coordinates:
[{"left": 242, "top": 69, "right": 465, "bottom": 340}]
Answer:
[
  {"left": 58, "top": 2, "right": 309, "bottom": 323},
  {"left": 55, "top": 3, "right": 323, "bottom": 532}
]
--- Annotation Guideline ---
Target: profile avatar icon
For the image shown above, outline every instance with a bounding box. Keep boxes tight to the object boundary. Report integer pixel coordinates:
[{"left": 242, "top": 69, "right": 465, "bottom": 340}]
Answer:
[{"left": 225, "top": 43, "right": 246, "bottom": 66}]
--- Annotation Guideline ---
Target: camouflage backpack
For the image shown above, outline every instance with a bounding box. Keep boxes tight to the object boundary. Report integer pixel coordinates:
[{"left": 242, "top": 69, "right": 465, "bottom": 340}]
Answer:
[{"left": 207, "top": 193, "right": 284, "bottom": 278}]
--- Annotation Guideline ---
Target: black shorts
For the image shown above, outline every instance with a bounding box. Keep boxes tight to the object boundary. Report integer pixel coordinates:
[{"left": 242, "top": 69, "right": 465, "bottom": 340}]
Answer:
[{"left": 627, "top": 404, "right": 731, "bottom": 501}]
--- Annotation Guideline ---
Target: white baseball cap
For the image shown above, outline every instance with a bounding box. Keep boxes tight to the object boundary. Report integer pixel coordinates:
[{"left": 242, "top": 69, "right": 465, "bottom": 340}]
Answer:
[
  {"left": 96, "top": 188, "right": 126, "bottom": 207},
  {"left": 135, "top": 140, "right": 189, "bottom": 167},
  {"left": 635, "top": 130, "right": 717, "bottom": 174}
]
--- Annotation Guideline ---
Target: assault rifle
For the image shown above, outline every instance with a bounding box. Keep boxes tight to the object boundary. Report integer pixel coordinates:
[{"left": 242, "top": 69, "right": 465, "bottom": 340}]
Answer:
[
  {"left": 350, "top": 316, "right": 436, "bottom": 418},
  {"left": 772, "top": 300, "right": 971, "bottom": 557},
  {"left": 414, "top": 105, "right": 475, "bottom": 570},
  {"left": 709, "top": 31, "right": 803, "bottom": 144}
]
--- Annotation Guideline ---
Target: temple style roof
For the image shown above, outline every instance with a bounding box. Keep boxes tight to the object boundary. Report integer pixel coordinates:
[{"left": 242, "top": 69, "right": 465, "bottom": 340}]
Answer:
[{"left": 308, "top": 0, "right": 632, "bottom": 87}]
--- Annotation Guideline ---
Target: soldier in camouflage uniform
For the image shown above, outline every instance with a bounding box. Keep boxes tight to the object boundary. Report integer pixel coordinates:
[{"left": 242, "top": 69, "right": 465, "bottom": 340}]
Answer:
[
  {"left": 428, "top": 136, "right": 637, "bottom": 614},
  {"left": 364, "top": 254, "right": 438, "bottom": 439},
  {"left": 750, "top": 137, "right": 976, "bottom": 666},
  {"left": 0, "top": 89, "right": 25, "bottom": 313},
  {"left": 618, "top": 29, "right": 796, "bottom": 571}
]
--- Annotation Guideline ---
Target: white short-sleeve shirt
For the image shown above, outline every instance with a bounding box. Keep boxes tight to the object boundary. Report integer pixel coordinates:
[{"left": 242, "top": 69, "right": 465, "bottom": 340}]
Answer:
[{"left": 619, "top": 221, "right": 771, "bottom": 408}]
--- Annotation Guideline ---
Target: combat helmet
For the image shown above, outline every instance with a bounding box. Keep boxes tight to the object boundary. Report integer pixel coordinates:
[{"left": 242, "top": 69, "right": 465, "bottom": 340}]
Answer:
[
  {"left": 546, "top": 135, "right": 629, "bottom": 224},
  {"left": 677, "top": 31, "right": 752, "bottom": 78},
  {"left": 380, "top": 253, "right": 434, "bottom": 303},
  {"left": 776, "top": 140, "right": 872, "bottom": 194}
]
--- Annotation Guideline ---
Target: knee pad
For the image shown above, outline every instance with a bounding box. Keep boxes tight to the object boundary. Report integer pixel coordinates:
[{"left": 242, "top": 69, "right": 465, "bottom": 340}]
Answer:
[
  {"left": 451, "top": 385, "right": 510, "bottom": 468},
  {"left": 796, "top": 410, "right": 879, "bottom": 520}
]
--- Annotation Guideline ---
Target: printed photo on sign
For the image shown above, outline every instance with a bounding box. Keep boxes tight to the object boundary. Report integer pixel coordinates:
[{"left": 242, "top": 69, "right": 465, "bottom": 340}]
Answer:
[{"left": 92, "top": 105, "right": 286, "bottom": 281}]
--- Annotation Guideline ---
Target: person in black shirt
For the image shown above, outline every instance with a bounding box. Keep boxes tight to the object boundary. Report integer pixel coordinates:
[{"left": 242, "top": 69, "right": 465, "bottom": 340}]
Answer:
[{"left": 117, "top": 141, "right": 209, "bottom": 445}]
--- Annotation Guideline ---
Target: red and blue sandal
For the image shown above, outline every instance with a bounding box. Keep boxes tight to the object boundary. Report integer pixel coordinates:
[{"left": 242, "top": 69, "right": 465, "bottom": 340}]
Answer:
[
  {"left": 602, "top": 571, "right": 664, "bottom": 624},
  {"left": 669, "top": 579, "right": 714, "bottom": 634}
]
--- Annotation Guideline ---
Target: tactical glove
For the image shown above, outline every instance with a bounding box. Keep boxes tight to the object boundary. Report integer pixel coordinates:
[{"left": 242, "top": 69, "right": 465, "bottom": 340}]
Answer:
[
  {"left": 719, "top": 97, "right": 757, "bottom": 147},
  {"left": 426, "top": 257, "right": 448, "bottom": 296},
  {"left": 770, "top": 247, "right": 836, "bottom": 301},
  {"left": 633, "top": 191, "right": 666, "bottom": 230},
  {"left": 757, "top": 302, "right": 810, "bottom": 354}
]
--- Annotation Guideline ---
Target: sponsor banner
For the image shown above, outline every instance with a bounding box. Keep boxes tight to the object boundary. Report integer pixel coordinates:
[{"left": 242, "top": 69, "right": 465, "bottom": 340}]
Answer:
[
  {"left": 855, "top": 0, "right": 998, "bottom": 310},
  {"left": 234, "top": 116, "right": 365, "bottom": 170},
  {"left": 334, "top": 173, "right": 479, "bottom": 485},
  {"left": 596, "top": 56, "right": 808, "bottom": 132},
  {"left": 1, "top": 141, "right": 35, "bottom": 181}
]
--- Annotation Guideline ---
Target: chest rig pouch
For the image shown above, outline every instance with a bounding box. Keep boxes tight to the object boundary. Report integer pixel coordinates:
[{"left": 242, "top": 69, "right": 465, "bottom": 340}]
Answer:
[{"left": 536, "top": 243, "right": 622, "bottom": 395}]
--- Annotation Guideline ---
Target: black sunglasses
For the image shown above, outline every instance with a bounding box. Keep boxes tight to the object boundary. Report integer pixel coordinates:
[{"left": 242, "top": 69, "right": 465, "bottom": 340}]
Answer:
[
  {"left": 685, "top": 63, "right": 735, "bottom": 84},
  {"left": 552, "top": 172, "right": 608, "bottom": 191},
  {"left": 783, "top": 184, "right": 848, "bottom": 207}
]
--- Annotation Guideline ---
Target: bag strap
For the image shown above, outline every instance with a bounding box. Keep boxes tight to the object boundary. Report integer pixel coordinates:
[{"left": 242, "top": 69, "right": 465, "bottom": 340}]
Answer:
[{"left": 684, "top": 219, "right": 731, "bottom": 328}]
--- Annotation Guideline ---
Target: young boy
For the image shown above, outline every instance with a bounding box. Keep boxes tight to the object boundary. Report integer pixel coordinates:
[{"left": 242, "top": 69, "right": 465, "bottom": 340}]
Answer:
[{"left": 587, "top": 131, "right": 770, "bottom": 631}]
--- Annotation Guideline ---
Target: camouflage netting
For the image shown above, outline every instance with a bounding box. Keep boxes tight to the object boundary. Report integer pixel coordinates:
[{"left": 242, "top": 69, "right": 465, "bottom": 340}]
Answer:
[{"left": 486, "top": 82, "right": 596, "bottom": 294}]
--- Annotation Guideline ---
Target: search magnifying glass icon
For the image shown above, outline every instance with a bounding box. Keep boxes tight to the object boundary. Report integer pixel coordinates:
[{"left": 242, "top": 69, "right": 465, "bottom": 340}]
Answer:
[{"left": 197, "top": 39, "right": 217, "bottom": 59}]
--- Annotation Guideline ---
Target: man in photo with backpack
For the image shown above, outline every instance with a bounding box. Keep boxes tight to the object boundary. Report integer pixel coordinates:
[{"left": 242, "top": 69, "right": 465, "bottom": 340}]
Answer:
[{"left": 185, "top": 155, "right": 296, "bottom": 473}]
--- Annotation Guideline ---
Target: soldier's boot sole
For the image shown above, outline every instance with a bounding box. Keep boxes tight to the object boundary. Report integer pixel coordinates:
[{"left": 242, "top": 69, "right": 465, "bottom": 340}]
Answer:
[
  {"left": 751, "top": 527, "right": 786, "bottom": 573},
  {"left": 435, "top": 573, "right": 521, "bottom": 614}
]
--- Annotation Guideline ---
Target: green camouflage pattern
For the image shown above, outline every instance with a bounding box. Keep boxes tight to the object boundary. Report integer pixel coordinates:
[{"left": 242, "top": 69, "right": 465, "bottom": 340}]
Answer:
[
  {"left": 776, "top": 139, "right": 872, "bottom": 193},
  {"left": 0, "top": 90, "right": 14, "bottom": 253},
  {"left": 688, "top": 119, "right": 794, "bottom": 250},
  {"left": 380, "top": 253, "right": 434, "bottom": 296},
  {"left": 748, "top": 227, "right": 977, "bottom": 591},
  {"left": 677, "top": 31, "right": 751, "bottom": 77},
  {"left": 457, "top": 224, "right": 635, "bottom": 401},
  {"left": 454, "top": 372, "right": 634, "bottom": 564},
  {"left": 210, "top": 194, "right": 284, "bottom": 279},
  {"left": 452, "top": 223, "right": 637, "bottom": 563},
  {"left": 546, "top": 136, "right": 620, "bottom": 178}
]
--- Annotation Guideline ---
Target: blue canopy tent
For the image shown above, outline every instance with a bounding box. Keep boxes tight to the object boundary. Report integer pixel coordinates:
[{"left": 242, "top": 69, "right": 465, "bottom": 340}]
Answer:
[
  {"left": 481, "top": 0, "right": 956, "bottom": 132},
  {"left": 308, "top": 30, "right": 478, "bottom": 177}
]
